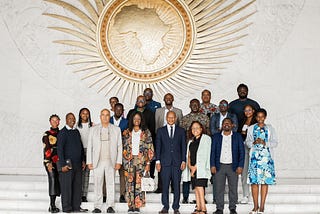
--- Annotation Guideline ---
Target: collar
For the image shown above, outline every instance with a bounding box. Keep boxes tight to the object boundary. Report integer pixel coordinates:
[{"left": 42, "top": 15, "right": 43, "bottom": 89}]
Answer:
[
  {"left": 222, "top": 131, "right": 233, "bottom": 137},
  {"left": 65, "top": 125, "right": 75, "bottom": 130}
]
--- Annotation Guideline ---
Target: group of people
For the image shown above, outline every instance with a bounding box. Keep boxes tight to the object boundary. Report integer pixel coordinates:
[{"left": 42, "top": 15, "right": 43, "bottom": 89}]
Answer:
[{"left": 42, "top": 83, "right": 278, "bottom": 214}]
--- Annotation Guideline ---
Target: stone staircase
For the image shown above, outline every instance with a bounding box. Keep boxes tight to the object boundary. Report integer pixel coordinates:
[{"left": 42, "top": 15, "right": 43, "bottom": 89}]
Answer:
[{"left": 0, "top": 175, "right": 319, "bottom": 214}]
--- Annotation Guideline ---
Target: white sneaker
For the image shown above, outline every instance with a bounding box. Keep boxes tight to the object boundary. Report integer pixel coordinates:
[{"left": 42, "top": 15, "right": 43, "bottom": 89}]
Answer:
[{"left": 240, "top": 196, "right": 249, "bottom": 204}]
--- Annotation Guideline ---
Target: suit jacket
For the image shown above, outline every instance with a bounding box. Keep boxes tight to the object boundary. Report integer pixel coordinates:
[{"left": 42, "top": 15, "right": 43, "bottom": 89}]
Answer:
[
  {"left": 210, "top": 112, "right": 238, "bottom": 135},
  {"left": 86, "top": 124, "right": 123, "bottom": 168},
  {"left": 155, "top": 107, "right": 183, "bottom": 133},
  {"left": 210, "top": 132, "right": 245, "bottom": 172},
  {"left": 110, "top": 116, "right": 128, "bottom": 132},
  {"left": 155, "top": 125, "right": 186, "bottom": 167}
]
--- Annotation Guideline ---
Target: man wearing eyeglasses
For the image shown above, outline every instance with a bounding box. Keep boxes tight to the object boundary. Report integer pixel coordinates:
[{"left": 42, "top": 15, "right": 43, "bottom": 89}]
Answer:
[
  {"left": 210, "top": 100, "right": 238, "bottom": 135},
  {"left": 143, "top": 88, "right": 162, "bottom": 113}
]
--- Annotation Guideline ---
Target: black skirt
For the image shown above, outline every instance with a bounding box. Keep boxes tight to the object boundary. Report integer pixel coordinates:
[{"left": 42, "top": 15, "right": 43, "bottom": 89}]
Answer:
[{"left": 191, "top": 171, "right": 208, "bottom": 189}]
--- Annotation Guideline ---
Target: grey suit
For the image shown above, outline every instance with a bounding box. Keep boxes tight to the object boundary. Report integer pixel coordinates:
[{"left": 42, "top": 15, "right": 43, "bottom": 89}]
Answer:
[
  {"left": 155, "top": 107, "right": 183, "bottom": 133},
  {"left": 86, "top": 124, "right": 122, "bottom": 209}
]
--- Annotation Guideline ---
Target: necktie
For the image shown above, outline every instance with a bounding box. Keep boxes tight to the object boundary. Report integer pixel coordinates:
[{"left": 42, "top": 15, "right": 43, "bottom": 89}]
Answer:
[{"left": 170, "top": 126, "right": 173, "bottom": 139}]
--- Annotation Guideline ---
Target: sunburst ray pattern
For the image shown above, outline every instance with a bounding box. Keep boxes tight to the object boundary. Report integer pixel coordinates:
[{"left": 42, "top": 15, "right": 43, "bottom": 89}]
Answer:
[{"left": 43, "top": 0, "right": 255, "bottom": 102}]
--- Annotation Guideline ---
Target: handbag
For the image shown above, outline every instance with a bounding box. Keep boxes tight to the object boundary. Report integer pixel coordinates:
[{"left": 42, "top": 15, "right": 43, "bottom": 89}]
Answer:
[{"left": 141, "top": 171, "right": 156, "bottom": 192}]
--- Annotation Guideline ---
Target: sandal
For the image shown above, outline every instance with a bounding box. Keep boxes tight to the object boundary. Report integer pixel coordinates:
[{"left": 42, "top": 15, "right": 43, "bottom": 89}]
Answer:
[
  {"left": 200, "top": 210, "right": 207, "bottom": 214},
  {"left": 191, "top": 210, "right": 201, "bottom": 214}
]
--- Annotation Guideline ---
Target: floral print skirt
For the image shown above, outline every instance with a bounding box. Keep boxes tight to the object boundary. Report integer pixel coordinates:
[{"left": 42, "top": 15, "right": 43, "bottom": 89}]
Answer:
[{"left": 247, "top": 145, "right": 276, "bottom": 185}]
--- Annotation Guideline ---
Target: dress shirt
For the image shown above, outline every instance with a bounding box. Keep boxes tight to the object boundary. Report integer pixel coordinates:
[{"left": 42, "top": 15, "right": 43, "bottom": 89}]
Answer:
[
  {"left": 66, "top": 125, "right": 76, "bottom": 130},
  {"left": 167, "top": 124, "right": 175, "bottom": 138},
  {"left": 100, "top": 127, "right": 110, "bottom": 160},
  {"left": 112, "top": 116, "right": 122, "bottom": 127},
  {"left": 219, "top": 113, "right": 228, "bottom": 129},
  {"left": 220, "top": 132, "right": 233, "bottom": 164},
  {"left": 132, "top": 129, "right": 141, "bottom": 156}
]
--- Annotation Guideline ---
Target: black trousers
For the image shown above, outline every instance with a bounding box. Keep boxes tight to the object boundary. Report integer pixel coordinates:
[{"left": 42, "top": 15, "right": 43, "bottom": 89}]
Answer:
[
  {"left": 46, "top": 167, "right": 60, "bottom": 196},
  {"left": 59, "top": 166, "right": 82, "bottom": 212}
]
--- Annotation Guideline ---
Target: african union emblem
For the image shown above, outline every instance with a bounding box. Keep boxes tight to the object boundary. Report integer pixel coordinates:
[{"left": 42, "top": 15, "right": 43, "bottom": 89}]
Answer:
[{"left": 44, "top": 0, "right": 255, "bottom": 101}]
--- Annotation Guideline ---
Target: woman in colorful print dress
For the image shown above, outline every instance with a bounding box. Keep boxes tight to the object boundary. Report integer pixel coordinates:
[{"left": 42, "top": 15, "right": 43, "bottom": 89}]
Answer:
[
  {"left": 43, "top": 114, "right": 61, "bottom": 213},
  {"left": 245, "top": 108, "right": 278, "bottom": 214},
  {"left": 122, "top": 111, "right": 154, "bottom": 213}
]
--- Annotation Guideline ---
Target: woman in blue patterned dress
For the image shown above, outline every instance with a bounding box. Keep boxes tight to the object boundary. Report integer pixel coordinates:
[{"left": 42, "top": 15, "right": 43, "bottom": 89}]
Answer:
[{"left": 245, "top": 109, "right": 278, "bottom": 214}]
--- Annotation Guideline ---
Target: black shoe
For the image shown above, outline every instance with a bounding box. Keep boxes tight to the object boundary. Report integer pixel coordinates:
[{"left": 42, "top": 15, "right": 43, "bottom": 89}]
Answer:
[
  {"left": 191, "top": 200, "right": 196, "bottom": 204},
  {"left": 212, "top": 199, "right": 216, "bottom": 204},
  {"left": 103, "top": 196, "right": 106, "bottom": 203},
  {"left": 128, "top": 207, "right": 134, "bottom": 213},
  {"left": 82, "top": 196, "right": 88, "bottom": 202},
  {"left": 159, "top": 208, "right": 168, "bottom": 214},
  {"left": 63, "top": 211, "right": 72, "bottom": 213},
  {"left": 48, "top": 206, "right": 60, "bottom": 213},
  {"left": 213, "top": 209, "right": 223, "bottom": 214},
  {"left": 182, "top": 198, "right": 188, "bottom": 204},
  {"left": 92, "top": 208, "right": 101, "bottom": 213},
  {"left": 154, "top": 188, "right": 162, "bottom": 193},
  {"left": 230, "top": 209, "right": 237, "bottom": 214},
  {"left": 107, "top": 207, "right": 115, "bottom": 213},
  {"left": 119, "top": 195, "right": 126, "bottom": 203},
  {"left": 134, "top": 208, "right": 140, "bottom": 213},
  {"left": 205, "top": 199, "right": 207, "bottom": 204},
  {"left": 174, "top": 209, "right": 180, "bottom": 214}
]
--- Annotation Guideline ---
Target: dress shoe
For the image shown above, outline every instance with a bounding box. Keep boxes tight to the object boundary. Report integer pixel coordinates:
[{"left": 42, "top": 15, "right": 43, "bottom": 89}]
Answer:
[
  {"left": 119, "top": 194, "right": 126, "bottom": 203},
  {"left": 159, "top": 208, "right": 168, "bottom": 213},
  {"left": 76, "top": 208, "right": 88, "bottom": 212},
  {"left": 213, "top": 209, "right": 223, "bottom": 214},
  {"left": 107, "top": 207, "right": 115, "bottom": 213},
  {"left": 191, "top": 200, "right": 196, "bottom": 204},
  {"left": 82, "top": 196, "right": 88, "bottom": 202},
  {"left": 128, "top": 207, "right": 134, "bottom": 213},
  {"left": 63, "top": 211, "right": 72, "bottom": 213},
  {"left": 182, "top": 198, "right": 188, "bottom": 204},
  {"left": 134, "top": 208, "right": 140, "bottom": 213},
  {"left": 154, "top": 188, "right": 162, "bottom": 193},
  {"left": 230, "top": 209, "right": 237, "bottom": 214},
  {"left": 92, "top": 208, "right": 102, "bottom": 213},
  {"left": 48, "top": 205, "right": 60, "bottom": 213},
  {"left": 174, "top": 209, "right": 180, "bottom": 214}
]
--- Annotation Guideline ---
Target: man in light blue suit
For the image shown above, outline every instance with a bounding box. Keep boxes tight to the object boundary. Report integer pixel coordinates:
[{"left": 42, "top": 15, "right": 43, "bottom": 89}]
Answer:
[{"left": 156, "top": 111, "right": 186, "bottom": 214}]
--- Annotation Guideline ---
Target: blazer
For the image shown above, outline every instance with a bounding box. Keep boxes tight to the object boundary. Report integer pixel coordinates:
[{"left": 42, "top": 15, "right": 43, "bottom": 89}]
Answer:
[
  {"left": 182, "top": 134, "right": 212, "bottom": 181},
  {"left": 210, "top": 112, "right": 238, "bottom": 135},
  {"left": 245, "top": 123, "right": 278, "bottom": 159},
  {"left": 155, "top": 107, "right": 183, "bottom": 133},
  {"left": 210, "top": 131, "right": 245, "bottom": 172},
  {"left": 155, "top": 125, "right": 186, "bottom": 167},
  {"left": 86, "top": 124, "right": 123, "bottom": 168},
  {"left": 110, "top": 116, "right": 128, "bottom": 132}
]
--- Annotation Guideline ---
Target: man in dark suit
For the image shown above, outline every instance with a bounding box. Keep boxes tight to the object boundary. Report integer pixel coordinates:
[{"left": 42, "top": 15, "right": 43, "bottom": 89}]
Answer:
[
  {"left": 156, "top": 111, "right": 186, "bottom": 214},
  {"left": 211, "top": 118, "right": 245, "bottom": 214},
  {"left": 110, "top": 103, "right": 128, "bottom": 203},
  {"left": 57, "top": 113, "right": 87, "bottom": 213}
]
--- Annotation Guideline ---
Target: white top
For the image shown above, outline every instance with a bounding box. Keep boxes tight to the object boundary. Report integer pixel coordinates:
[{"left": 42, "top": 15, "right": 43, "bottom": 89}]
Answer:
[
  {"left": 77, "top": 122, "right": 90, "bottom": 149},
  {"left": 219, "top": 113, "right": 228, "bottom": 129},
  {"left": 242, "top": 124, "right": 249, "bottom": 132},
  {"left": 113, "top": 116, "right": 122, "bottom": 127},
  {"left": 167, "top": 124, "right": 175, "bottom": 138},
  {"left": 163, "top": 107, "right": 173, "bottom": 126},
  {"left": 220, "top": 132, "right": 233, "bottom": 164},
  {"left": 100, "top": 127, "right": 110, "bottom": 160},
  {"left": 132, "top": 129, "right": 141, "bottom": 156}
]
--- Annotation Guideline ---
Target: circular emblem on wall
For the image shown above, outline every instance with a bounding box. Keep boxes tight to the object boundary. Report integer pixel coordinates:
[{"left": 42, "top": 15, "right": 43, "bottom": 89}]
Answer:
[
  {"left": 44, "top": 0, "right": 255, "bottom": 100},
  {"left": 98, "top": 0, "right": 195, "bottom": 83}
]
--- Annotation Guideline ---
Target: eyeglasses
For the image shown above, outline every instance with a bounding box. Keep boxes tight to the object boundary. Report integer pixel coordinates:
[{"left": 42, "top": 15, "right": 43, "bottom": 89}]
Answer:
[
  {"left": 144, "top": 92, "right": 152, "bottom": 95},
  {"left": 244, "top": 109, "right": 253, "bottom": 112},
  {"left": 219, "top": 103, "right": 228, "bottom": 107},
  {"left": 137, "top": 100, "right": 145, "bottom": 103},
  {"left": 191, "top": 127, "right": 201, "bottom": 130}
]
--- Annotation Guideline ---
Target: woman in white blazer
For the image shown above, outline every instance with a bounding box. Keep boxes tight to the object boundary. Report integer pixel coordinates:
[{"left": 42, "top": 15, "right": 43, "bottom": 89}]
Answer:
[{"left": 183, "top": 121, "right": 211, "bottom": 214}]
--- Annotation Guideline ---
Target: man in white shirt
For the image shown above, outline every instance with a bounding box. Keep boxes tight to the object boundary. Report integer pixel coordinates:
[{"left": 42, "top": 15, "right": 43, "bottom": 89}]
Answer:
[{"left": 210, "top": 118, "right": 245, "bottom": 214}]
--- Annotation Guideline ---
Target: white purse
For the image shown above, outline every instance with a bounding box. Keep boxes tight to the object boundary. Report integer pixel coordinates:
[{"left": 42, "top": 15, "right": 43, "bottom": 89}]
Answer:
[{"left": 141, "top": 171, "right": 156, "bottom": 192}]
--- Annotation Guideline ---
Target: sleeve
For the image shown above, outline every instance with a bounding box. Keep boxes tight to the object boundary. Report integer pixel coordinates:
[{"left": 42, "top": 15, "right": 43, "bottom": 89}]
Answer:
[
  {"left": 116, "top": 127, "right": 123, "bottom": 164},
  {"left": 145, "top": 129, "right": 154, "bottom": 162},
  {"left": 86, "top": 127, "right": 93, "bottom": 165},
  {"left": 176, "top": 109, "right": 183, "bottom": 127},
  {"left": 42, "top": 132, "right": 51, "bottom": 166},
  {"left": 245, "top": 125, "right": 255, "bottom": 148},
  {"left": 210, "top": 135, "right": 217, "bottom": 167},
  {"left": 155, "top": 128, "right": 161, "bottom": 161},
  {"left": 267, "top": 125, "right": 278, "bottom": 148},
  {"left": 181, "top": 129, "right": 186, "bottom": 162},
  {"left": 57, "top": 130, "right": 66, "bottom": 167},
  {"left": 238, "top": 134, "right": 245, "bottom": 168}
]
